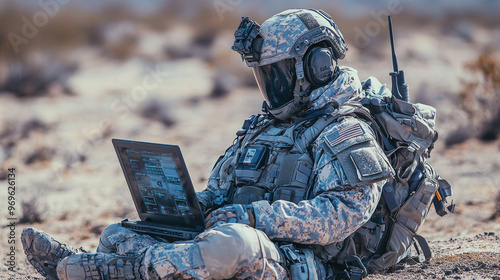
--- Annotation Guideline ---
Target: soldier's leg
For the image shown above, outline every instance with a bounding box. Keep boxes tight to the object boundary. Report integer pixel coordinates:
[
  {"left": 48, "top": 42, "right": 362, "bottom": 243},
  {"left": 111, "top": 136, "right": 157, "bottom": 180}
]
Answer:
[
  {"left": 21, "top": 227, "right": 80, "bottom": 280},
  {"left": 145, "top": 223, "right": 287, "bottom": 279},
  {"left": 57, "top": 223, "right": 287, "bottom": 280},
  {"left": 97, "top": 223, "right": 160, "bottom": 255}
]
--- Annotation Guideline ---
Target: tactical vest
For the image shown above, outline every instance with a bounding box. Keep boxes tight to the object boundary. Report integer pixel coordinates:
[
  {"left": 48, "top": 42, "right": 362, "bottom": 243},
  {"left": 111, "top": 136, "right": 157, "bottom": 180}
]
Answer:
[{"left": 227, "top": 114, "right": 331, "bottom": 205}]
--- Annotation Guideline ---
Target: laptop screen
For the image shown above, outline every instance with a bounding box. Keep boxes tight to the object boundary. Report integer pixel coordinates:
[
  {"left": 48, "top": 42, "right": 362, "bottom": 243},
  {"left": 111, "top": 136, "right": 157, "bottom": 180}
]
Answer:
[
  {"left": 126, "top": 150, "right": 190, "bottom": 216},
  {"left": 113, "top": 139, "right": 204, "bottom": 230}
]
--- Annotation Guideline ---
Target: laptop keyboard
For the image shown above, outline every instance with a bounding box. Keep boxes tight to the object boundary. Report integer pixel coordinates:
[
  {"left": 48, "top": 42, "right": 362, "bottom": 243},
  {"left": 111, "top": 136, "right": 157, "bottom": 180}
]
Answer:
[
  {"left": 121, "top": 220, "right": 201, "bottom": 241},
  {"left": 139, "top": 221, "right": 184, "bottom": 230}
]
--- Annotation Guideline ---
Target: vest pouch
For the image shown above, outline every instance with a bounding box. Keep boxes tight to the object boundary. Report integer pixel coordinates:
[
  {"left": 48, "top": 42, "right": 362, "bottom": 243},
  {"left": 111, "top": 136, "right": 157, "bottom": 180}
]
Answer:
[
  {"left": 367, "top": 175, "right": 438, "bottom": 271},
  {"left": 272, "top": 186, "right": 307, "bottom": 204},
  {"left": 276, "top": 154, "right": 313, "bottom": 188},
  {"left": 272, "top": 154, "right": 313, "bottom": 204},
  {"left": 235, "top": 145, "right": 269, "bottom": 184},
  {"left": 231, "top": 185, "right": 267, "bottom": 204},
  {"left": 329, "top": 220, "right": 387, "bottom": 266},
  {"left": 352, "top": 221, "right": 386, "bottom": 258}
]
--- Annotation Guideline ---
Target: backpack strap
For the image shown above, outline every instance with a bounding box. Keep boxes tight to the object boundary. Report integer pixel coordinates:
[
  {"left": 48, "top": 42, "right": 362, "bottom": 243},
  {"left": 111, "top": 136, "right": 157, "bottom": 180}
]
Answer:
[
  {"left": 292, "top": 113, "right": 341, "bottom": 154},
  {"left": 293, "top": 101, "right": 384, "bottom": 154},
  {"left": 399, "top": 235, "right": 432, "bottom": 265},
  {"left": 292, "top": 103, "right": 360, "bottom": 154},
  {"left": 413, "top": 235, "right": 432, "bottom": 262}
]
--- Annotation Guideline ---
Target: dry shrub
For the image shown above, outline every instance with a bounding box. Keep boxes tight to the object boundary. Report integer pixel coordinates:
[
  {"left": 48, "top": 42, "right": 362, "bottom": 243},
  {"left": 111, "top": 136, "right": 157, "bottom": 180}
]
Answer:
[
  {"left": 490, "top": 191, "right": 500, "bottom": 220},
  {"left": 460, "top": 53, "right": 500, "bottom": 137},
  {"left": 444, "top": 126, "right": 474, "bottom": 147},
  {"left": 447, "top": 53, "right": 500, "bottom": 146},
  {"left": 19, "top": 197, "right": 46, "bottom": 224},
  {"left": 0, "top": 118, "right": 48, "bottom": 145},
  {"left": 25, "top": 146, "right": 56, "bottom": 165},
  {"left": 0, "top": 54, "right": 77, "bottom": 98},
  {"left": 0, "top": 118, "right": 52, "bottom": 168},
  {"left": 140, "top": 99, "right": 176, "bottom": 127},
  {"left": 460, "top": 53, "right": 500, "bottom": 106},
  {"left": 210, "top": 70, "right": 239, "bottom": 98}
]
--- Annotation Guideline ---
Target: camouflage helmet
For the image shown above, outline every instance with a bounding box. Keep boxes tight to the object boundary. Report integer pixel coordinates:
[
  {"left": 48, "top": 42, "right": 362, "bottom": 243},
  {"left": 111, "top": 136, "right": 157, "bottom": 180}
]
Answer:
[{"left": 232, "top": 9, "right": 348, "bottom": 120}]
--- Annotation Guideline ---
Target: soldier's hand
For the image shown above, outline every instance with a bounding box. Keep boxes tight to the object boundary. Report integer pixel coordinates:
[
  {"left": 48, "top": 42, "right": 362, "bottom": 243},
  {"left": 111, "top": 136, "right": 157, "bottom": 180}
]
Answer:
[{"left": 205, "top": 204, "right": 255, "bottom": 228}]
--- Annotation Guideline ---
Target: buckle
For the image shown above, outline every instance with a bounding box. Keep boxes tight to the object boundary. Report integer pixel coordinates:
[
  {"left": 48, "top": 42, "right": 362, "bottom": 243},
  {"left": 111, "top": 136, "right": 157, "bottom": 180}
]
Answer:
[
  {"left": 344, "top": 256, "right": 367, "bottom": 280},
  {"left": 407, "top": 140, "right": 420, "bottom": 153},
  {"left": 295, "top": 60, "right": 304, "bottom": 79},
  {"left": 280, "top": 245, "right": 300, "bottom": 264}
]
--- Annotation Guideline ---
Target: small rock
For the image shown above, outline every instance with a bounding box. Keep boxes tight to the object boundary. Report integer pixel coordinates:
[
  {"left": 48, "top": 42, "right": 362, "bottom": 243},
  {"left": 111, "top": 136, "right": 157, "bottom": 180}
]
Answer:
[
  {"left": 454, "top": 276, "right": 461, "bottom": 280},
  {"left": 421, "top": 264, "right": 429, "bottom": 269},
  {"left": 488, "top": 232, "right": 495, "bottom": 236},
  {"left": 464, "top": 267, "right": 471, "bottom": 272},
  {"left": 445, "top": 270, "right": 452, "bottom": 276}
]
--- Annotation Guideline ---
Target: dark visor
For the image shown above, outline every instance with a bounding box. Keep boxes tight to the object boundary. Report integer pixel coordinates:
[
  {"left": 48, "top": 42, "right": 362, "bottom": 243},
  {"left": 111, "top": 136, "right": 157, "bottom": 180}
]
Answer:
[{"left": 252, "top": 58, "right": 297, "bottom": 109}]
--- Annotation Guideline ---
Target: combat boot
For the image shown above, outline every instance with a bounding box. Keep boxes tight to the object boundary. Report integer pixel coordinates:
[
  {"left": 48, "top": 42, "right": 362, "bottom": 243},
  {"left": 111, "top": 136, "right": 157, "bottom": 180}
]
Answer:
[
  {"left": 21, "top": 227, "right": 80, "bottom": 280},
  {"left": 56, "top": 252, "right": 160, "bottom": 280}
]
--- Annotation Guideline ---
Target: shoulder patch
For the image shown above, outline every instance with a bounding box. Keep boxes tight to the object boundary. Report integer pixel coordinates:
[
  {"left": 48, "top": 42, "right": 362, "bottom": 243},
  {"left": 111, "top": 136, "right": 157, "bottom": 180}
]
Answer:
[{"left": 324, "top": 123, "right": 365, "bottom": 147}]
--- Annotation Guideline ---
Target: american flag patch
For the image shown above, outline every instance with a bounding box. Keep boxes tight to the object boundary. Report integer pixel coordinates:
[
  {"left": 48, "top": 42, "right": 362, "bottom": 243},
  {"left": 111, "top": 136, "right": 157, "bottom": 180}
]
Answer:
[{"left": 325, "top": 123, "right": 365, "bottom": 147}]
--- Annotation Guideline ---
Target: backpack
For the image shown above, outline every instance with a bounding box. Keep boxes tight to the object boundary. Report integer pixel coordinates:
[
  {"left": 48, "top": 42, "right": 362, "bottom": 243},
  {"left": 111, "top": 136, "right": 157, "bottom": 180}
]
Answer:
[
  {"left": 316, "top": 77, "right": 455, "bottom": 276},
  {"left": 361, "top": 78, "right": 454, "bottom": 272}
]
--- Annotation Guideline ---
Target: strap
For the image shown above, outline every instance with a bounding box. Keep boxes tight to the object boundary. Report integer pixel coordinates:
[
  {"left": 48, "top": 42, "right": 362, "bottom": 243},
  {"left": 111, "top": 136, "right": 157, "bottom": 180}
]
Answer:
[
  {"left": 382, "top": 181, "right": 400, "bottom": 213},
  {"left": 396, "top": 141, "right": 424, "bottom": 184},
  {"left": 292, "top": 112, "right": 340, "bottom": 154},
  {"left": 349, "top": 101, "right": 387, "bottom": 151},
  {"left": 413, "top": 235, "right": 432, "bottom": 262},
  {"left": 400, "top": 234, "right": 432, "bottom": 266}
]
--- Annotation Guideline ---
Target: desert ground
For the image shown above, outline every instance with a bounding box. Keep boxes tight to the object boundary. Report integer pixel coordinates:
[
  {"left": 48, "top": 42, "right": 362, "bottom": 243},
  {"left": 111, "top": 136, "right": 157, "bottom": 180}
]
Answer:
[{"left": 0, "top": 2, "right": 499, "bottom": 279}]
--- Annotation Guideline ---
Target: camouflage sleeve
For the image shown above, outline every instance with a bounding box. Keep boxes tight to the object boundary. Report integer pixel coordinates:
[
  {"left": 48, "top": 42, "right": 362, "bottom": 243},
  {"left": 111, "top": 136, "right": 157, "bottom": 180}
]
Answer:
[
  {"left": 252, "top": 118, "right": 387, "bottom": 246},
  {"left": 196, "top": 144, "right": 237, "bottom": 209}
]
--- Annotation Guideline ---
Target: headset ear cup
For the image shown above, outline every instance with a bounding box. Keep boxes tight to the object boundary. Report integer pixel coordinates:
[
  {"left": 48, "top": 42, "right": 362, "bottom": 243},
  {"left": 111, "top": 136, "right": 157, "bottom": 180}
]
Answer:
[{"left": 303, "top": 47, "right": 335, "bottom": 87}]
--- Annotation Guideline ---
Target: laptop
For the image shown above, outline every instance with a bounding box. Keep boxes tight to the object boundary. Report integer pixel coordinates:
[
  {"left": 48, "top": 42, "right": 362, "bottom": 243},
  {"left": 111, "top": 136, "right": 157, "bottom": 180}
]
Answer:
[{"left": 112, "top": 139, "right": 205, "bottom": 241}]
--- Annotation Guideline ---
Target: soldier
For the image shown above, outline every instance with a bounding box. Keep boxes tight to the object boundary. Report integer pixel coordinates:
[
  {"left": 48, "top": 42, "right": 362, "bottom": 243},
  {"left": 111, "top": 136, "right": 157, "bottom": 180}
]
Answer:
[{"left": 22, "top": 9, "right": 396, "bottom": 280}]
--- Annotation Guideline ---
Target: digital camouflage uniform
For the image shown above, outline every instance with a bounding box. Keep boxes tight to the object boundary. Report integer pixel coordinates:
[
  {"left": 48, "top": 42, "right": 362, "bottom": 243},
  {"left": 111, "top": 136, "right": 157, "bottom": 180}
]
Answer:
[
  {"left": 22, "top": 9, "right": 398, "bottom": 280},
  {"left": 86, "top": 66, "right": 391, "bottom": 280}
]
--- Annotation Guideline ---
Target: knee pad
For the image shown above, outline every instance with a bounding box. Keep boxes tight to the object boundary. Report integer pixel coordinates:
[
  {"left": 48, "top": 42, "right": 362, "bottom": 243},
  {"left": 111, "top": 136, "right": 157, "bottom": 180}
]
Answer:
[
  {"left": 97, "top": 223, "right": 120, "bottom": 253},
  {"left": 196, "top": 224, "right": 281, "bottom": 279}
]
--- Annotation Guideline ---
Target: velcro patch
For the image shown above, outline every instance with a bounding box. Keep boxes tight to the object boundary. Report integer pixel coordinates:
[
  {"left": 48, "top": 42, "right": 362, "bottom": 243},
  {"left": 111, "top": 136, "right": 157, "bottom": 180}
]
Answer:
[{"left": 325, "top": 123, "right": 365, "bottom": 147}]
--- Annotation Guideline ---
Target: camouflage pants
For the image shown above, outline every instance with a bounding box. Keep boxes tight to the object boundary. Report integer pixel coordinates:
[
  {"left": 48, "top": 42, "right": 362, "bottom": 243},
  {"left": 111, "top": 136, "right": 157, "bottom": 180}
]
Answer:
[{"left": 97, "top": 223, "right": 288, "bottom": 279}]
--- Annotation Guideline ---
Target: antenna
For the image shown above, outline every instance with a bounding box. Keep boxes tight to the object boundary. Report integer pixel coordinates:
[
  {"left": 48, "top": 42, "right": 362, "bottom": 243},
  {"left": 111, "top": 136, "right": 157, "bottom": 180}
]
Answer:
[
  {"left": 388, "top": 15, "right": 399, "bottom": 73},
  {"left": 388, "top": 15, "right": 409, "bottom": 102}
]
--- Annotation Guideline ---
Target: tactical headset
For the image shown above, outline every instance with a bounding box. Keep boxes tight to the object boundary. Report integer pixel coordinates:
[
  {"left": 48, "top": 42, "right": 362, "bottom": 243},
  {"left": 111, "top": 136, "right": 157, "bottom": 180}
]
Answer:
[{"left": 303, "top": 44, "right": 337, "bottom": 88}]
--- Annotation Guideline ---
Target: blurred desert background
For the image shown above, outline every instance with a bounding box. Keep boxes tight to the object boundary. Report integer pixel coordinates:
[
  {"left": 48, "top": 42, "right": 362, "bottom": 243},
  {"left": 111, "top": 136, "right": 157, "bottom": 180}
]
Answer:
[{"left": 0, "top": 1, "right": 499, "bottom": 279}]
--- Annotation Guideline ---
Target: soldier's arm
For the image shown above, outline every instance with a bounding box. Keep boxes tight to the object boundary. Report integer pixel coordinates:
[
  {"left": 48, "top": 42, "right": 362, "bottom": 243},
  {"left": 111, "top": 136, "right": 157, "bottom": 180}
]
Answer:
[
  {"left": 196, "top": 144, "right": 237, "bottom": 210},
  {"left": 252, "top": 118, "right": 392, "bottom": 245}
]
